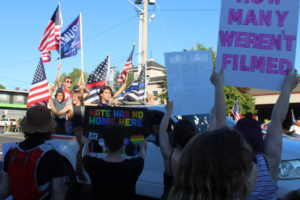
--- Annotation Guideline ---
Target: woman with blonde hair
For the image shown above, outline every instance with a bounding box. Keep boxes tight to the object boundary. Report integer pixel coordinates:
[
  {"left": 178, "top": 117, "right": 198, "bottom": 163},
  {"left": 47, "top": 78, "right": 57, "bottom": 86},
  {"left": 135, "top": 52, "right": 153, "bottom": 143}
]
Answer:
[{"left": 168, "top": 69, "right": 258, "bottom": 200}]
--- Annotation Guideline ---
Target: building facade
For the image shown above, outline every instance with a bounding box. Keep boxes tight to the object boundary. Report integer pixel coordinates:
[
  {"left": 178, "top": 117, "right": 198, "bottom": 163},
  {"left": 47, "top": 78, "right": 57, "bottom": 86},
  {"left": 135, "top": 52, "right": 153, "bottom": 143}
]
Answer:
[
  {"left": 130, "top": 58, "right": 165, "bottom": 104},
  {"left": 249, "top": 79, "right": 300, "bottom": 127},
  {"left": 0, "top": 89, "right": 28, "bottom": 121}
]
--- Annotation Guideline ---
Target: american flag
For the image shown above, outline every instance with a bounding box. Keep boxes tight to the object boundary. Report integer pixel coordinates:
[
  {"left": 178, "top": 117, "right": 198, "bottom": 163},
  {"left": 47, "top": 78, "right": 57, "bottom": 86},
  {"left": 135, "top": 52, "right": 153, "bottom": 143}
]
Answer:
[
  {"left": 231, "top": 98, "right": 242, "bottom": 122},
  {"left": 84, "top": 56, "right": 109, "bottom": 104},
  {"left": 27, "top": 59, "right": 51, "bottom": 108},
  {"left": 117, "top": 44, "right": 135, "bottom": 83},
  {"left": 38, "top": 5, "right": 62, "bottom": 63},
  {"left": 117, "top": 63, "right": 146, "bottom": 103}
]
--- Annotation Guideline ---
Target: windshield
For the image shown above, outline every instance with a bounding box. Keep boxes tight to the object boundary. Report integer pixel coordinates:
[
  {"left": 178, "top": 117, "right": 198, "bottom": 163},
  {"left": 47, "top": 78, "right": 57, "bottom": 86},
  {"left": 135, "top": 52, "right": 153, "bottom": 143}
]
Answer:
[{"left": 177, "top": 114, "right": 210, "bottom": 134}]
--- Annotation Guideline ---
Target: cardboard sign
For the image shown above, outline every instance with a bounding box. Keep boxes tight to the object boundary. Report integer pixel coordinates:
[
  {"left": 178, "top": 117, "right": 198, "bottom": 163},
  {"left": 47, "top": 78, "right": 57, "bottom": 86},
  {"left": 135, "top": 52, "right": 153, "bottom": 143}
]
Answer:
[
  {"left": 84, "top": 106, "right": 148, "bottom": 156},
  {"left": 215, "top": 0, "right": 299, "bottom": 90},
  {"left": 164, "top": 51, "right": 214, "bottom": 116}
]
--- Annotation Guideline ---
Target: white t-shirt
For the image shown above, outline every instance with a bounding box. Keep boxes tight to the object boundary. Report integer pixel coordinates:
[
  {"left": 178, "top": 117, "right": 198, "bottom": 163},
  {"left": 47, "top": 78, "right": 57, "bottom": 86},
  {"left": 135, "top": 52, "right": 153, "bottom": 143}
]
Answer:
[{"left": 289, "top": 125, "right": 300, "bottom": 135}]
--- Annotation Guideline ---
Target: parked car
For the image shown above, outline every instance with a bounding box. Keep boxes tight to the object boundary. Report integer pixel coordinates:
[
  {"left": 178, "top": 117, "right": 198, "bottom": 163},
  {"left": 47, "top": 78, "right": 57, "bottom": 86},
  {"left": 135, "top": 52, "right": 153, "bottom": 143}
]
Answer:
[{"left": 2, "top": 105, "right": 300, "bottom": 199}]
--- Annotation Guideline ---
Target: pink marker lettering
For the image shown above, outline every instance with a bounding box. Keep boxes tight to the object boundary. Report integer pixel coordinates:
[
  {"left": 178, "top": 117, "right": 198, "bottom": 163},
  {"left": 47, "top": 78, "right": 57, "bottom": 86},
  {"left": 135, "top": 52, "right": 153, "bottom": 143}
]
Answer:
[
  {"left": 266, "top": 57, "right": 278, "bottom": 74},
  {"left": 243, "top": 10, "right": 258, "bottom": 25},
  {"left": 250, "top": 56, "right": 265, "bottom": 73},
  {"left": 284, "top": 35, "right": 296, "bottom": 51},
  {"left": 246, "top": 32, "right": 259, "bottom": 48},
  {"left": 233, "top": 55, "right": 239, "bottom": 70},
  {"left": 259, "top": 10, "right": 272, "bottom": 26},
  {"left": 228, "top": 9, "right": 243, "bottom": 25},
  {"left": 278, "top": 59, "right": 292, "bottom": 75},
  {"left": 222, "top": 54, "right": 233, "bottom": 69},
  {"left": 252, "top": 0, "right": 264, "bottom": 4},
  {"left": 235, "top": 32, "right": 247, "bottom": 47},
  {"left": 240, "top": 55, "right": 249, "bottom": 71},
  {"left": 219, "top": 31, "right": 236, "bottom": 47},
  {"left": 276, "top": 11, "right": 289, "bottom": 27}
]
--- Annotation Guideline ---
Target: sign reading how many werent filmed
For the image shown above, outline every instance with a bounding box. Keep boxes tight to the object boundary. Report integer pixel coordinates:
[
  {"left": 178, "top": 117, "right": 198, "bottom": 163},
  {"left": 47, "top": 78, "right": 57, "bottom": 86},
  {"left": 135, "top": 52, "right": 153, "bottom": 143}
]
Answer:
[{"left": 215, "top": 0, "right": 299, "bottom": 90}]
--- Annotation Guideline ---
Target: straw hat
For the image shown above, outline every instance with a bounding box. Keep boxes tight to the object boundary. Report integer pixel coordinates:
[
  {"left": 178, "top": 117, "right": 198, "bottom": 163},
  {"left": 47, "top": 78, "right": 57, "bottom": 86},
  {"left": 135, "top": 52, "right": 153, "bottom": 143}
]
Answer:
[{"left": 20, "top": 106, "right": 57, "bottom": 134}]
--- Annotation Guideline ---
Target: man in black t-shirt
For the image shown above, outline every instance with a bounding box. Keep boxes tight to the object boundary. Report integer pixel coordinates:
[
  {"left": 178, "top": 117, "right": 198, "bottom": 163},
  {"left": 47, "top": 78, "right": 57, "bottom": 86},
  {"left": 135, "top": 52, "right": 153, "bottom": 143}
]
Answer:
[
  {"left": 82, "top": 124, "right": 146, "bottom": 200},
  {"left": 0, "top": 106, "right": 65, "bottom": 200}
]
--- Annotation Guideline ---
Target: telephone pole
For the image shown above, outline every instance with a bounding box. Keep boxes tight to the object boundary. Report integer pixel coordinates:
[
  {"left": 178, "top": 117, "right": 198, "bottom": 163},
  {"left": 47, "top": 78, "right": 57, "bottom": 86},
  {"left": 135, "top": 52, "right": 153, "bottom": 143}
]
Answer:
[{"left": 127, "top": 0, "right": 155, "bottom": 74}]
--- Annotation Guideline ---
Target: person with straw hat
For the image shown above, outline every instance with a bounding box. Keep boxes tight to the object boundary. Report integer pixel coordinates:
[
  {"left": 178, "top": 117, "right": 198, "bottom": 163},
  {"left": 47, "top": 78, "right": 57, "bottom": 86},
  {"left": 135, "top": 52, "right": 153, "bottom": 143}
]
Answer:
[{"left": 0, "top": 106, "right": 65, "bottom": 200}]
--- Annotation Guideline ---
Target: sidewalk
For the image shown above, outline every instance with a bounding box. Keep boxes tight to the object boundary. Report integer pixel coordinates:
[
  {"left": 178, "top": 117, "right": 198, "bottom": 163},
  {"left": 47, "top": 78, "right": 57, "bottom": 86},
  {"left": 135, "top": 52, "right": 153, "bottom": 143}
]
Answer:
[{"left": 0, "top": 132, "right": 24, "bottom": 138}]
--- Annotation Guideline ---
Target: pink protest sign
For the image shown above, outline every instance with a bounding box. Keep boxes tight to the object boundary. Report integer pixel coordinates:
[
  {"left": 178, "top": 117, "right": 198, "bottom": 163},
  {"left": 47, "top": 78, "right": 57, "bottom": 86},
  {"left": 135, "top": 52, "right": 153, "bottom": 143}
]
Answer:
[{"left": 215, "top": 0, "right": 299, "bottom": 90}]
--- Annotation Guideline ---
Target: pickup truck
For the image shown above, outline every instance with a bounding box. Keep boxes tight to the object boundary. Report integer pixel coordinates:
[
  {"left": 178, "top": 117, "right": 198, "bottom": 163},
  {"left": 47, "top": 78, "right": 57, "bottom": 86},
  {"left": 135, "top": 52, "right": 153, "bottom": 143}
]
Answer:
[{"left": 2, "top": 105, "right": 300, "bottom": 199}]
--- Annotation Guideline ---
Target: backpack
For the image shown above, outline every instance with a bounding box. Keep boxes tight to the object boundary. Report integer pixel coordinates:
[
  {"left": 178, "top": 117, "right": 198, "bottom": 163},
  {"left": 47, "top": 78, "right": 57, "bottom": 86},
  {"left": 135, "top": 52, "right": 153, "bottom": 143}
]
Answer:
[{"left": 7, "top": 143, "right": 52, "bottom": 200}]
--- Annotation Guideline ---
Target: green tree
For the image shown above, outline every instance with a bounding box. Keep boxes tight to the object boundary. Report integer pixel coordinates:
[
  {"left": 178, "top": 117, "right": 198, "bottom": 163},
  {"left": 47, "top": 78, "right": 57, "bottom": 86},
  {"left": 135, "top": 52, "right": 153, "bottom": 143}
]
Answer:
[
  {"left": 56, "top": 68, "right": 89, "bottom": 88},
  {"left": 158, "top": 69, "right": 168, "bottom": 104},
  {"left": 0, "top": 84, "right": 5, "bottom": 89}
]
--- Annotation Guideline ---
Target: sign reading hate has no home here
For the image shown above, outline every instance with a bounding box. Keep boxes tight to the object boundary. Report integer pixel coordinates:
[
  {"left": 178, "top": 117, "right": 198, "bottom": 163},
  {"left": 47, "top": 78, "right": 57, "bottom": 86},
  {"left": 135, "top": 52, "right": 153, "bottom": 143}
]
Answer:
[{"left": 215, "top": 0, "right": 299, "bottom": 90}]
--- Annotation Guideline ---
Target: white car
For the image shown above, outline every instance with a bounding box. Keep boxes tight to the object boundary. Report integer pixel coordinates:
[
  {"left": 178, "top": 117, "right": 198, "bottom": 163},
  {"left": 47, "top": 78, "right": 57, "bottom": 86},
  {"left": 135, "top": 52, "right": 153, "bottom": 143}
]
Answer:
[{"left": 2, "top": 105, "right": 300, "bottom": 199}]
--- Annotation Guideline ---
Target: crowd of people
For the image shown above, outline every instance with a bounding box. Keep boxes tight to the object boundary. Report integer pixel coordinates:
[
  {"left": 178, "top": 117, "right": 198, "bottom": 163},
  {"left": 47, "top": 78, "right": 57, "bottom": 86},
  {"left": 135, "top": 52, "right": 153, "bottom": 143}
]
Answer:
[{"left": 0, "top": 65, "right": 299, "bottom": 200}]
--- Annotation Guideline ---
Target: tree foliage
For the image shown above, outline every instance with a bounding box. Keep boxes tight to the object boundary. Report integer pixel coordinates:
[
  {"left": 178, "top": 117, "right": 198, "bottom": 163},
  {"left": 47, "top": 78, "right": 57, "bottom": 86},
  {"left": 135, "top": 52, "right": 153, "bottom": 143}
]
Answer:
[
  {"left": 0, "top": 84, "right": 5, "bottom": 89},
  {"left": 57, "top": 68, "right": 89, "bottom": 88},
  {"left": 158, "top": 69, "right": 168, "bottom": 104}
]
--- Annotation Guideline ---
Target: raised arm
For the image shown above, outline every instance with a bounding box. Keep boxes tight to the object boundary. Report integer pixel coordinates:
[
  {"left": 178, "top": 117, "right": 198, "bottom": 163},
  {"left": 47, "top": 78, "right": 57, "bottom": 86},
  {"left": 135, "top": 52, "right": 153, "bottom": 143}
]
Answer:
[
  {"left": 207, "top": 107, "right": 216, "bottom": 131},
  {"left": 56, "top": 64, "right": 62, "bottom": 88},
  {"left": 159, "top": 101, "right": 173, "bottom": 159},
  {"left": 113, "top": 82, "right": 127, "bottom": 98},
  {"left": 264, "top": 71, "right": 297, "bottom": 183},
  {"left": 210, "top": 69, "right": 226, "bottom": 129},
  {"left": 138, "top": 140, "right": 147, "bottom": 159},
  {"left": 0, "top": 171, "right": 10, "bottom": 198},
  {"left": 49, "top": 102, "right": 73, "bottom": 117}
]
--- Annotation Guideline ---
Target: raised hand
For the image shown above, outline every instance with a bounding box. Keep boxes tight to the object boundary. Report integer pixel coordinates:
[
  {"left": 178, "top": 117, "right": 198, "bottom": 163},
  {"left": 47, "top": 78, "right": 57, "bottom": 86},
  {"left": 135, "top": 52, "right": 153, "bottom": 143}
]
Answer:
[
  {"left": 282, "top": 70, "right": 297, "bottom": 92},
  {"left": 165, "top": 101, "right": 173, "bottom": 115},
  {"left": 210, "top": 68, "right": 224, "bottom": 87}
]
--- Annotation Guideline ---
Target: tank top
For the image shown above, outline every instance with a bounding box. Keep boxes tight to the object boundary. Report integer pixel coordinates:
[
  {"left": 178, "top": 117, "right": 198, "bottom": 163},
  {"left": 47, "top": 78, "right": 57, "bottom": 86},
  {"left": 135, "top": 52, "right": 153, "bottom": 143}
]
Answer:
[{"left": 247, "top": 154, "right": 278, "bottom": 200}]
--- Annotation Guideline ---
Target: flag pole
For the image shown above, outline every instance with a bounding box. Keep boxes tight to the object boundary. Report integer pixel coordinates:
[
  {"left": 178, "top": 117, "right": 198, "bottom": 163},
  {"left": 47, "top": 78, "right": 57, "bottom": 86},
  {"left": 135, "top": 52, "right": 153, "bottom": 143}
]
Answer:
[
  {"left": 58, "top": 0, "right": 62, "bottom": 65},
  {"left": 79, "top": 12, "right": 84, "bottom": 81},
  {"left": 106, "top": 54, "right": 111, "bottom": 86},
  {"left": 144, "top": 62, "right": 147, "bottom": 104}
]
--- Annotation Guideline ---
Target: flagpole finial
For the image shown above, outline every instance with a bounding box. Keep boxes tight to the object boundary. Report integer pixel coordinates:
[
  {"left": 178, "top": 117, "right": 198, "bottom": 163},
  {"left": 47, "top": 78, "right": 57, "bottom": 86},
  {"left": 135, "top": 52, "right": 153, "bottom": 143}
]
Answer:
[{"left": 133, "top": 42, "right": 136, "bottom": 46}]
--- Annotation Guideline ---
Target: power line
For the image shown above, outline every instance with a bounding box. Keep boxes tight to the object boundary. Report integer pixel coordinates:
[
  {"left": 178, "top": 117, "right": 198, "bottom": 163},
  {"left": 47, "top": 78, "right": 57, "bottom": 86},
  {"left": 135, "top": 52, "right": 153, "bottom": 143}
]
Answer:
[
  {"left": 85, "top": 15, "right": 137, "bottom": 42},
  {"left": 152, "top": 8, "right": 220, "bottom": 12},
  {"left": 0, "top": 57, "right": 40, "bottom": 69}
]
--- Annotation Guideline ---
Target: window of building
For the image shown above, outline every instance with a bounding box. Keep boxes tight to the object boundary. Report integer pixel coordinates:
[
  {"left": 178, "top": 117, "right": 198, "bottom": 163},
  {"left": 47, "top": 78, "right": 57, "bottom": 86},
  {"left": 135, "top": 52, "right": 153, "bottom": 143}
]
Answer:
[
  {"left": 0, "top": 94, "right": 10, "bottom": 104},
  {"left": 13, "top": 95, "right": 26, "bottom": 105},
  {"left": 153, "top": 91, "right": 158, "bottom": 96}
]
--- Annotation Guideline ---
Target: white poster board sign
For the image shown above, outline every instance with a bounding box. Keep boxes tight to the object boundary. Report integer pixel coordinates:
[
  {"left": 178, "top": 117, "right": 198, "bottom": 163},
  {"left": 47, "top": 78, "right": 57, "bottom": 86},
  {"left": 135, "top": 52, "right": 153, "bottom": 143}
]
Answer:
[
  {"left": 215, "top": 0, "right": 299, "bottom": 91},
  {"left": 164, "top": 51, "right": 214, "bottom": 116}
]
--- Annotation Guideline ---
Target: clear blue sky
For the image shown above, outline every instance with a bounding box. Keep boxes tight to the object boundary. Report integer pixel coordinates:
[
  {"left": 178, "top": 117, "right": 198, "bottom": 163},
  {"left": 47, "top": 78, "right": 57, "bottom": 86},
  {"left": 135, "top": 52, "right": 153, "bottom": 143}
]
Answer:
[{"left": 1, "top": 0, "right": 299, "bottom": 90}]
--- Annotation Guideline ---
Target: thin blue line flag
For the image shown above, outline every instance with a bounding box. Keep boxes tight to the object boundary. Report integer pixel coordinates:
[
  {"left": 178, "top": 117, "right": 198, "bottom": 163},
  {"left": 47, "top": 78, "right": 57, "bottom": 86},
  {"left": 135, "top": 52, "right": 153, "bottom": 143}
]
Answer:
[{"left": 59, "top": 15, "right": 81, "bottom": 59}]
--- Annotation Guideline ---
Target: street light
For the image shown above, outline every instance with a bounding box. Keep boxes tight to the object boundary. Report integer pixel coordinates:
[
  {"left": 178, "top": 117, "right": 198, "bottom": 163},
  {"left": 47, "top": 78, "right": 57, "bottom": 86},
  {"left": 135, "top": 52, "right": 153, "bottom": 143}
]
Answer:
[{"left": 148, "top": 14, "right": 156, "bottom": 23}]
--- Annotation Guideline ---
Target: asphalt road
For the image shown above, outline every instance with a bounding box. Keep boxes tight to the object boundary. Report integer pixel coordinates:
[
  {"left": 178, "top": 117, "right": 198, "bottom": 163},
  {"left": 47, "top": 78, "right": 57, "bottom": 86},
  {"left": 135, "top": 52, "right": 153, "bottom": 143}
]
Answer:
[{"left": 0, "top": 133, "right": 156, "bottom": 200}]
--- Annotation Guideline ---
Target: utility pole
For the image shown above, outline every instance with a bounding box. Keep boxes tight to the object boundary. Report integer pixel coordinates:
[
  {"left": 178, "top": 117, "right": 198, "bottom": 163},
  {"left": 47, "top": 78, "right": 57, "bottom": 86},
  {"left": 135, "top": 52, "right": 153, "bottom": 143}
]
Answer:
[{"left": 142, "top": 0, "right": 148, "bottom": 72}]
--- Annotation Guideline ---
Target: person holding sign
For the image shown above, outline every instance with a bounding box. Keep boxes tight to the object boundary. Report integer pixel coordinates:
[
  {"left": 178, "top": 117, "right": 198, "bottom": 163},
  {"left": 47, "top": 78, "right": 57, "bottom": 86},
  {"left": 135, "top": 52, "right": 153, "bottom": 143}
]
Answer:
[
  {"left": 82, "top": 124, "right": 146, "bottom": 200},
  {"left": 169, "top": 70, "right": 258, "bottom": 200},
  {"left": 159, "top": 101, "right": 195, "bottom": 199},
  {"left": 234, "top": 70, "right": 298, "bottom": 199}
]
